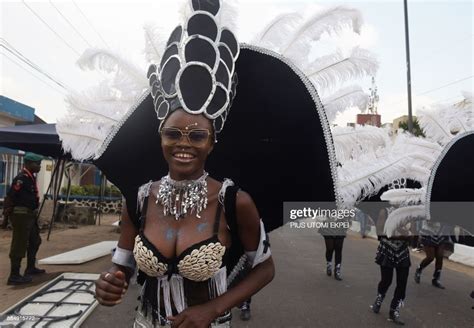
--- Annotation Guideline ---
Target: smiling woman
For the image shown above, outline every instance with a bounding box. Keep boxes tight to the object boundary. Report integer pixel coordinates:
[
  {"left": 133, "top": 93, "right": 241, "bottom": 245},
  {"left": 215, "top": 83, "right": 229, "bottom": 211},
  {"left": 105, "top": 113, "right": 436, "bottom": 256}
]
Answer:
[
  {"left": 57, "top": 0, "right": 343, "bottom": 326},
  {"left": 160, "top": 110, "right": 215, "bottom": 181},
  {"left": 77, "top": 1, "right": 275, "bottom": 327}
]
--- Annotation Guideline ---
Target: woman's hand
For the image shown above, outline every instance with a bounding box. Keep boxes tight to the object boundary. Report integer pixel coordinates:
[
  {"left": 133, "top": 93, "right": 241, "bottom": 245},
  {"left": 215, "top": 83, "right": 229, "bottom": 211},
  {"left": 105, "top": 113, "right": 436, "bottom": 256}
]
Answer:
[
  {"left": 94, "top": 269, "right": 128, "bottom": 306},
  {"left": 167, "top": 303, "right": 217, "bottom": 328}
]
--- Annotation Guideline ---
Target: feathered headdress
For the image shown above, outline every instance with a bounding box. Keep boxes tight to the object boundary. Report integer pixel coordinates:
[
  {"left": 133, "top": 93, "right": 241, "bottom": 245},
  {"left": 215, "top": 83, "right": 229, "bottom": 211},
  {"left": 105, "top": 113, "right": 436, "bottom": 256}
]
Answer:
[{"left": 146, "top": 0, "right": 239, "bottom": 133}]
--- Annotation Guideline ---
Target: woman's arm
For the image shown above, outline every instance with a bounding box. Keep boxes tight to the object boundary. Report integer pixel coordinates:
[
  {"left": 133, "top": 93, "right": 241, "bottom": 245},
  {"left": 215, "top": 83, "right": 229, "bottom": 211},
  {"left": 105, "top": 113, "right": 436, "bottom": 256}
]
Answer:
[
  {"left": 169, "top": 191, "right": 275, "bottom": 327},
  {"left": 95, "top": 203, "right": 138, "bottom": 306}
]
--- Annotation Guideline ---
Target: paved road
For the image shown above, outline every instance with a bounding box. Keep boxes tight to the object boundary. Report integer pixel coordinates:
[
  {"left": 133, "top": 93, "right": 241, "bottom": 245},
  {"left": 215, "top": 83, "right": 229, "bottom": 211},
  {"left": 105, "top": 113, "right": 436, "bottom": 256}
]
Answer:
[{"left": 84, "top": 226, "right": 474, "bottom": 327}]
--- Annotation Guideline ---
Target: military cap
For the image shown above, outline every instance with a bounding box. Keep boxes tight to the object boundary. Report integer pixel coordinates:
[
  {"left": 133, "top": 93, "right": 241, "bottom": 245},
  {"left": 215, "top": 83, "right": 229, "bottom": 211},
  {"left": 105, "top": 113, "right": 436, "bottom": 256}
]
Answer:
[{"left": 24, "top": 152, "right": 44, "bottom": 162}]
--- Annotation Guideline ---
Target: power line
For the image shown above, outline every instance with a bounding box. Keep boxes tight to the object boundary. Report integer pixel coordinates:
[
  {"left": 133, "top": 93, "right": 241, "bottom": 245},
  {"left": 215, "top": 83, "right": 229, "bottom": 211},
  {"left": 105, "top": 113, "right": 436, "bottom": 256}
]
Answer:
[
  {"left": 21, "top": 0, "right": 81, "bottom": 56},
  {"left": 0, "top": 39, "right": 70, "bottom": 90},
  {"left": 72, "top": 0, "right": 110, "bottom": 49},
  {"left": 385, "top": 75, "right": 473, "bottom": 107},
  {"left": 1, "top": 52, "right": 66, "bottom": 95},
  {"left": 0, "top": 38, "right": 71, "bottom": 91},
  {"left": 416, "top": 75, "right": 473, "bottom": 96},
  {"left": 49, "top": 0, "right": 93, "bottom": 48}
]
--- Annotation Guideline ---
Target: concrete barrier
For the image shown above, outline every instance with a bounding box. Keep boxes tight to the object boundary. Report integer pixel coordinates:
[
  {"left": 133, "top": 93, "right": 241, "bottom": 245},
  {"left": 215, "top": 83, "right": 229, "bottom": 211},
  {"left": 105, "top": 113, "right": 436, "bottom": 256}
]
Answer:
[{"left": 449, "top": 243, "right": 474, "bottom": 267}]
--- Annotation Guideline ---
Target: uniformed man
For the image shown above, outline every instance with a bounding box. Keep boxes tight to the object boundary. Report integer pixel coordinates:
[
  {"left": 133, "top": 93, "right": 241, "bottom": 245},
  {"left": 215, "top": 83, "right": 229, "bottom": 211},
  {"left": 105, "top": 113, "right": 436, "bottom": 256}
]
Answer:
[{"left": 5, "top": 152, "right": 46, "bottom": 285}]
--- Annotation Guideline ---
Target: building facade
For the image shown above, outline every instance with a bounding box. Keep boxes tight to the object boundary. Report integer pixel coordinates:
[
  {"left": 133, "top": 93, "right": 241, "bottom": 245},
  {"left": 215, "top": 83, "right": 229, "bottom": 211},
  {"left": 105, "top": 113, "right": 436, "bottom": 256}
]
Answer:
[{"left": 0, "top": 95, "right": 51, "bottom": 198}]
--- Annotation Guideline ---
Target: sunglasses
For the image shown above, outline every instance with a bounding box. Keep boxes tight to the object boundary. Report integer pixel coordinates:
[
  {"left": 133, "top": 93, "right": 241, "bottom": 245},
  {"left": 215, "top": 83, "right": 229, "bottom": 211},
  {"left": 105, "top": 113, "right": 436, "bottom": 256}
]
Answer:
[{"left": 161, "top": 127, "right": 211, "bottom": 147}]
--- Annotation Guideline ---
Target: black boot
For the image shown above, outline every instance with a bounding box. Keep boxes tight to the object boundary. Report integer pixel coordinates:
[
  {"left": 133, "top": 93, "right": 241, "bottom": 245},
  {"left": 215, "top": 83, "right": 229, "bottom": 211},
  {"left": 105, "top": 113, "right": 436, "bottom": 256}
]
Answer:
[
  {"left": 334, "top": 264, "right": 342, "bottom": 281},
  {"left": 371, "top": 293, "right": 385, "bottom": 314},
  {"left": 389, "top": 299, "right": 405, "bottom": 325},
  {"left": 432, "top": 270, "right": 445, "bottom": 289},
  {"left": 25, "top": 257, "right": 46, "bottom": 276},
  {"left": 326, "top": 261, "right": 332, "bottom": 276},
  {"left": 414, "top": 265, "right": 422, "bottom": 284},
  {"left": 7, "top": 258, "right": 32, "bottom": 285}
]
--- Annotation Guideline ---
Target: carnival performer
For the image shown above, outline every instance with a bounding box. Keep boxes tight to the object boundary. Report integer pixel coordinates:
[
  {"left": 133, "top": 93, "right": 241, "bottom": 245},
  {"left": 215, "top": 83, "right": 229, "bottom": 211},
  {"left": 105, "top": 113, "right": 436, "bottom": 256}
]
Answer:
[
  {"left": 58, "top": 0, "right": 344, "bottom": 326},
  {"left": 95, "top": 108, "right": 274, "bottom": 327},
  {"left": 414, "top": 222, "right": 454, "bottom": 289},
  {"left": 84, "top": 2, "right": 272, "bottom": 327},
  {"left": 371, "top": 207, "right": 410, "bottom": 326},
  {"left": 319, "top": 216, "right": 349, "bottom": 281}
]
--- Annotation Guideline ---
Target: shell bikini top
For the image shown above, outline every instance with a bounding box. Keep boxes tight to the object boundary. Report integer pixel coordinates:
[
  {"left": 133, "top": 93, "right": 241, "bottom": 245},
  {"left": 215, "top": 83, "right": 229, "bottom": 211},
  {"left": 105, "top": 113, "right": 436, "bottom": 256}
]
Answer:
[{"left": 133, "top": 184, "right": 227, "bottom": 282}]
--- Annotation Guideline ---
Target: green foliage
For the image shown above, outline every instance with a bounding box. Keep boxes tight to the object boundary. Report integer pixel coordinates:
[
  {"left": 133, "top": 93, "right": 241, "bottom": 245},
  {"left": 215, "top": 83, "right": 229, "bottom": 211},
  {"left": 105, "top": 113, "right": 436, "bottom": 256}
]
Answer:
[
  {"left": 61, "top": 184, "right": 122, "bottom": 197},
  {"left": 398, "top": 118, "right": 425, "bottom": 137}
]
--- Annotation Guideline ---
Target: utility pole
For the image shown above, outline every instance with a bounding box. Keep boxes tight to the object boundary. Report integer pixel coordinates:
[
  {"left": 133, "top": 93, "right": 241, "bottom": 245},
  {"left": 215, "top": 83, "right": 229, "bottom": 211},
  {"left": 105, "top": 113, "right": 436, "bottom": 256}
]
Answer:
[{"left": 404, "top": 0, "right": 414, "bottom": 133}]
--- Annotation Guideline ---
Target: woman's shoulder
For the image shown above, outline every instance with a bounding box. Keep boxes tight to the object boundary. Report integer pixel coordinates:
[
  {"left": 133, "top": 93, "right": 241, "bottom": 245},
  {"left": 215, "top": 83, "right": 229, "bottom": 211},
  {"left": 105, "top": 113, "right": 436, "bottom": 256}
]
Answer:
[{"left": 207, "top": 177, "right": 237, "bottom": 203}]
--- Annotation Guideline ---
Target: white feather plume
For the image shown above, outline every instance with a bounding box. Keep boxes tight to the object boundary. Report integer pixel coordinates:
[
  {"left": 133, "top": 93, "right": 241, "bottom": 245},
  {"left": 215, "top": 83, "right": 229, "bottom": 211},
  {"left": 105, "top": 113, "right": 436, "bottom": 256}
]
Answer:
[
  {"left": 461, "top": 90, "right": 472, "bottom": 103},
  {"left": 338, "top": 152, "right": 414, "bottom": 206},
  {"left": 331, "top": 123, "right": 389, "bottom": 161},
  {"left": 57, "top": 80, "right": 141, "bottom": 160},
  {"left": 384, "top": 205, "right": 425, "bottom": 238},
  {"left": 58, "top": 48, "right": 149, "bottom": 161},
  {"left": 78, "top": 48, "right": 146, "bottom": 83},
  {"left": 322, "top": 85, "right": 369, "bottom": 122},
  {"left": 392, "top": 133, "right": 442, "bottom": 154},
  {"left": 215, "top": 0, "right": 240, "bottom": 33},
  {"left": 280, "top": 6, "right": 363, "bottom": 64},
  {"left": 418, "top": 107, "right": 459, "bottom": 146},
  {"left": 390, "top": 133, "right": 441, "bottom": 176},
  {"left": 403, "top": 164, "right": 431, "bottom": 185},
  {"left": 447, "top": 106, "right": 473, "bottom": 134},
  {"left": 143, "top": 23, "right": 167, "bottom": 64},
  {"left": 381, "top": 188, "right": 426, "bottom": 205},
  {"left": 77, "top": 48, "right": 148, "bottom": 97},
  {"left": 250, "top": 13, "right": 303, "bottom": 52},
  {"left": 305, "top": 47, "right": 378, "bottom": 92}
]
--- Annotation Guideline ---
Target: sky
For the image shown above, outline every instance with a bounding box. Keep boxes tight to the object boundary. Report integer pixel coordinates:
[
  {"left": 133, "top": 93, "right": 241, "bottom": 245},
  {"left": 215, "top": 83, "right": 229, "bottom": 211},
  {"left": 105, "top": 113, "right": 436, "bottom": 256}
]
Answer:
[{"left": 0, "top": 0, "right": 472, "bottom": 126}]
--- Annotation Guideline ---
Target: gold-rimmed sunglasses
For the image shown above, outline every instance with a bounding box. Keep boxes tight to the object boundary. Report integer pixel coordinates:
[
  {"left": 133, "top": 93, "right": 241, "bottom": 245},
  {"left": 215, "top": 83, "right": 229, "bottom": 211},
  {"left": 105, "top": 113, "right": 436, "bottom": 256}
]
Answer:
[{"left": 160, "top": 127, "right": 211, "bottom": 147}]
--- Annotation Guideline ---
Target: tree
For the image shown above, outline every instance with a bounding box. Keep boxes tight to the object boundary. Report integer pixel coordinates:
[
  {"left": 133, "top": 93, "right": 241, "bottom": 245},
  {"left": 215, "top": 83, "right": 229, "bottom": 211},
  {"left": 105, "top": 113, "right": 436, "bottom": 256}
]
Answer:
[{"left": 398, "top": 118, "right": 425, "bottom": 137}]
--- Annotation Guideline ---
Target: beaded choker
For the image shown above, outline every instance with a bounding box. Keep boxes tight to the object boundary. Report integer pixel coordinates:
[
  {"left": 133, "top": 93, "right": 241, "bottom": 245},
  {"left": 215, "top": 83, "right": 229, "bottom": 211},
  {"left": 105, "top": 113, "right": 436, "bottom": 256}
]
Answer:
[{"left": 156, "top": 172, "right": 208, "bottom": 220}]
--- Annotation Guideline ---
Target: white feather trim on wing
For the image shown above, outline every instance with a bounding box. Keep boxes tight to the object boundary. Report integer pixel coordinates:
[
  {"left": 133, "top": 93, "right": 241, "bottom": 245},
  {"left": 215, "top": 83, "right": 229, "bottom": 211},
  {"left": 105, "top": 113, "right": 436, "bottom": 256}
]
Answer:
[
  {"left": 391, "top": 132, "right": 441, "bottom": 169},
  {"left": 58, "top": 47, "right": 148, "bottom": 161},
  {"left": 250, "top": 13, "right": 303, "bottom": 52},
  {"left": 381, "top": 188, "right": 426, "bottom": 205},
  {"left": 331, "top": 123, "right": 389, "bottom": 161},
  {"left": 418, "top": 107, "right": 457, "bottom": 146},
  {"left": 447, "top": 106, "right": 473, "bottom": 134},
  {"left": 215, "top": 0, "right": 239, "bottom": 34},
  {"left": 280, "top": 6, "right": 363, "bottom": 64},
  {"left": 143, "top": 23, "right": 167, "bottom": 64},
  {"left": 305, "top": 47, "right": 378, "bottom": 92},
  {"left": 384, "top": 205, "right": 425, "bottom": 238},
  {"left": 77, "top": 48, "right": 147, "bottom": 87},
  {"left": 57, "top": 80, "right": 140, "bottom": 160},
  {"left": 461, "top": 90, "right": 472, "bottom": 102},
  {"left": 404, "top": 164, "right": 431, "bottom": 186},
  {"left": 323, "top": 85, "right": 369, "bottom": 122},
  {"left": 338, "top": 152, "right": 413, "bottom": 207}
]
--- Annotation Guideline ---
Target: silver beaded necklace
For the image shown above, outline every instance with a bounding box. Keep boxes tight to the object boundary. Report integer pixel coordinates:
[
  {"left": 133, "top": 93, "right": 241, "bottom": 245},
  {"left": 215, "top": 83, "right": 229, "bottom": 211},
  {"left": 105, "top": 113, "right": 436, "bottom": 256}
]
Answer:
[{"left": 156, "top": 172, "right": 208, "bottom": 220}]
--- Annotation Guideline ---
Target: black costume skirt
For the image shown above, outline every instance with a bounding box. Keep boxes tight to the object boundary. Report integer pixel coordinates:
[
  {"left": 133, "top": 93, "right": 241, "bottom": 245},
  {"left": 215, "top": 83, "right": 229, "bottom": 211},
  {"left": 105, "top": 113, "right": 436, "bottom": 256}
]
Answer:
[
  {"left": 375, "top": 238, "right": 411, "bottom": 268},
  {"left": 420, "top": 235, "right": 451, "bottom": 247}
]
